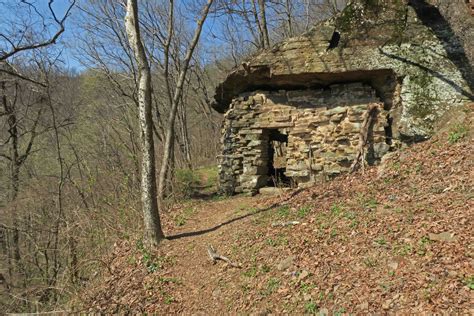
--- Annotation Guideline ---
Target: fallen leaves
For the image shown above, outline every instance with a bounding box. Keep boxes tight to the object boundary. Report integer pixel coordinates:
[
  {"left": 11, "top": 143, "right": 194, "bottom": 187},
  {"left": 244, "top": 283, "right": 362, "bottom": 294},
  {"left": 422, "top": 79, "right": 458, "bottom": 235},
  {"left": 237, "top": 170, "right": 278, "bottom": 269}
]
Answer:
[{"left": 79, "top": 119, "right": 474, "bottom": 314}]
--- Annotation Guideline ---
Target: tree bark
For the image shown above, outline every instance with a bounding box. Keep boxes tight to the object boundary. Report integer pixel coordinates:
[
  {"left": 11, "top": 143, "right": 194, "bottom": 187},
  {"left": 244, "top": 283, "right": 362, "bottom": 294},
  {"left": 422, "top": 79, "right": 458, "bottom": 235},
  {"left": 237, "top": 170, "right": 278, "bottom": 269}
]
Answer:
[
  {"left": 257, "top": 0, "right": 270, "bottom": 48},
  {"left": 251, "top": 0, "right": 265, "bottom": 49},
  {"left": 285, "top": 0, "right": 294, "bottom": 37},
  {"left": 124, "top": 0, "right": 165, "bottom": 246},
  {"left": 178, "top": 98, "right": 192, "bottom": 169},
  {"left": 2, "top": 82, "right": 21, "bottom": 280}
]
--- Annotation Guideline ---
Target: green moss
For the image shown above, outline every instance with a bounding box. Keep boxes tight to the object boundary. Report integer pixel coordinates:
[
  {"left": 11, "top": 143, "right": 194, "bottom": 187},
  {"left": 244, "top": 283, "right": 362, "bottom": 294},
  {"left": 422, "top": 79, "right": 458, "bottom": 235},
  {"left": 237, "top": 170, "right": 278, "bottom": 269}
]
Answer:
[
  {"left": 336, "top": 0, "right": 407, "bottom": 40},
  {"left": 364, "top": 0, "right": 380, "bottom": 7},
  {"left": 406, "top": 71, "right": 439, "bottom": 131},
  {"left": 337, "top": 5, "right": 357, "bottom": 32},
  {"left": 391, "top": 1, "right": 409, "bottom": 44},
  {"left": 364, "top": 0, "right": 404, "bottom": 9}
]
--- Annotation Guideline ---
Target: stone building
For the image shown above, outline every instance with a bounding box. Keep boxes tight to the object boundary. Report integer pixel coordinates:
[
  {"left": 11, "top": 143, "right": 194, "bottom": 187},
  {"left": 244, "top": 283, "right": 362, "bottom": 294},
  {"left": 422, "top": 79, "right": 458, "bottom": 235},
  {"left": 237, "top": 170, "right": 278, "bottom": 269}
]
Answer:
[{"left": 212, "top": 0, "right": 473, "bottom": 195}]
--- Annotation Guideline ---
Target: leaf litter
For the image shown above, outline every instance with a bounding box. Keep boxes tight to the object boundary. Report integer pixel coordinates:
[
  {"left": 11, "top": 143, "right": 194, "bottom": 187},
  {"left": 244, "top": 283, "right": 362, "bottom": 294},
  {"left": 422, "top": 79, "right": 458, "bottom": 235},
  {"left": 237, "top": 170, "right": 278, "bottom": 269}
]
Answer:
[{"left": 77, "top": 107, "right": 474, "bottom": 314}]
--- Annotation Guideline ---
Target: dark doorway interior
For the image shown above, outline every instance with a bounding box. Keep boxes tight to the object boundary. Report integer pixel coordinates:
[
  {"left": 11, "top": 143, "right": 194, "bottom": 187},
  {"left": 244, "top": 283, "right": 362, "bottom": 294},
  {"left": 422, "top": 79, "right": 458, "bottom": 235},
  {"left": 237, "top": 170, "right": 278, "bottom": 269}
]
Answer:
[{"left": 266, "top": 129, "right": 290, "bottom": 187}]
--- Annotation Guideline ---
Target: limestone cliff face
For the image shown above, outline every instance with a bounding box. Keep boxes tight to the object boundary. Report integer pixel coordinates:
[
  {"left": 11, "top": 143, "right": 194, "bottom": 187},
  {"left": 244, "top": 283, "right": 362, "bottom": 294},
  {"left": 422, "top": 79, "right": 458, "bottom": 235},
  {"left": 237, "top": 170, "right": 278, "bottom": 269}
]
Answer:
[
  {"left": 428, "top": 0, "right": 474, "bottom": 67},
  {"left": 212, "top": 0, "right": 473, "bottom": 139}
]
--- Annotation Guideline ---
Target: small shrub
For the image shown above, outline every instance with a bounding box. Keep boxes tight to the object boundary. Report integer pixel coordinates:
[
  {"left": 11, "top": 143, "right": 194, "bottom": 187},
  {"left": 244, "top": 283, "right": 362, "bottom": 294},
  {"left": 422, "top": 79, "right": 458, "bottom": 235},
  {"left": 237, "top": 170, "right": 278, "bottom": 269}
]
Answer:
[
  {"left": 374, "top": 237, "right": 387, "bottom": 246},
  {"left": 266, "top": 238, "right": 278, "bottom": 247},
  {"left": 300, "top": 282, "right": 317, "bottom": 294},
  {"left": 463, "top": 275, "right": 474, "bottom": 290},
  {"left": 396, "top": 243, "right": 413, "bottom": 256},
  {"left": 305, "top": 301, "right": 318, "bottom": 314},
  {"left": 330, "top": 203, "right": 344, "bottom": 216},
  {"left": 265, "top": 234, "right": 288, "bottom": 247},
  {"left": 174, "top": 207, "right": 195, "bottom": 227},
  {"left": 363, "top": 257, "right": 378, "bottom": 268},
  {"left": 297, "top": 206, "right": 311, "bottom": 218},
  {"left": 201, "top": 166, "right": 218, "bottom": 187},
  {"left": 261, "top": 278, "right": 280, "bottom": 296},
  {"left": 175, "top": 214, "right": 187, "bottom": 226},
  {"left": 416, "top": 236, "right": 431, "bottom": 256},
  {"left": 343, "top": 211, "right": 356, "bottom": 220},
  {"left": 175, "top": 169, "right": 200, "bottom": 198},
  {"left": 334, "top": 307, "right": 346, "bottom": 316},
  {"left": 164, "top": 294, "right": 175, "bottom": 304},
  {"left": 243, "top": 266, "right": 258, "bottom": 278},
  {"left": 349, "top": 219, "right": 359, "bottom": 228},
  {"left": 277, "top": 205, "right": 290, "bottom": 218},
  {"left": 365, "top": 198, "right": 378, "bottom": 210},
  {"left": 448, "top": 124, "right": 468, "bottom": 144},
  {"left": 392, "top": 161, "right": 401, "bottom": 172},
  {"left": 136, "top": 239, "right": 162, "bottom": 273},
  {"left": 241, "top": 284, "right": 251, "bottom": 293},
  {"left": 211, "top": 193, "right": 226, "bottom": 201}
]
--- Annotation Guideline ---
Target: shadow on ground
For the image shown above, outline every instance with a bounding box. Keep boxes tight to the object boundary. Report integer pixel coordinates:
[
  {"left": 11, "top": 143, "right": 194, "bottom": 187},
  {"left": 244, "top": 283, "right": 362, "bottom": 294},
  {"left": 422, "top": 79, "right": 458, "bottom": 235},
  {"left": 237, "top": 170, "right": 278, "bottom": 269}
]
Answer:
[{"left": 167, "top": 189, "right": 305, "bottom": 240}]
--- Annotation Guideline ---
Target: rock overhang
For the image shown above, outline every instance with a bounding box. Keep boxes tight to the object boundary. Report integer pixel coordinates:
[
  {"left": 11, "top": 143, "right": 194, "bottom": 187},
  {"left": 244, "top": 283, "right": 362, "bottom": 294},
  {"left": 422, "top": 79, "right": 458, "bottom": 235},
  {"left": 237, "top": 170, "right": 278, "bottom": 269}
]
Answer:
[
  {"left": 211, "top": 0, "right": 472, "bottom": 139},
  {"left": 212, "top": 69, "right": 397, "bottom": 113}
]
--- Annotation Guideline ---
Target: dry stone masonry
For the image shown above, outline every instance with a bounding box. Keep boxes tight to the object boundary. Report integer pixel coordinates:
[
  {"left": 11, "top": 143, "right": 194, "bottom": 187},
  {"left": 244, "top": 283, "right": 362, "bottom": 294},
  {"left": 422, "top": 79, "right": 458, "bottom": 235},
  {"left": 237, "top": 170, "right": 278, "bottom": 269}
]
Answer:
[
  {"left": 213, "top": 0, "right": 473, "bottom": 195},
  {"left": 219, "top": 84, "right": 388, "bottom": 194}
]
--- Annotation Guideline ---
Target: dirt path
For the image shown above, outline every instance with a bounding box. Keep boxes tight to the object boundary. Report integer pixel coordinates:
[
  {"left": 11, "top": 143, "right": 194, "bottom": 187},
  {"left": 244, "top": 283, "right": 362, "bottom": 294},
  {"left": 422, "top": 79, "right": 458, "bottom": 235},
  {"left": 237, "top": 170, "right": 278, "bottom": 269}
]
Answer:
[{"left": 159, "top": 195, "right": 270, "bottom": 313}]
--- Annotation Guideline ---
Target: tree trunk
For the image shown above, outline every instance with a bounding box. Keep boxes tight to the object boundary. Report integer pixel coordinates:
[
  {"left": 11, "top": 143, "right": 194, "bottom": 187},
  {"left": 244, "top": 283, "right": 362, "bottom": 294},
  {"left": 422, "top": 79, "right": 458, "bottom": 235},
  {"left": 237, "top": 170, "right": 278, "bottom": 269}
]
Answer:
[
  {"left": 2, "top": 82, "right": 22, "bottom": 280},
  {"left": 258, "top": 0, "right": 270, "bottom": 48},
  {"left": 124, "top": 0, "right": 165, "bottom": 246},
  {"left": 251, "top": 0, "right": 265, "bottom": 49},
  {"left": 157, "top": 0, "right": 214, "bottom": 209},
  {"left": 285, "top": 0, "right": 294, "bottom": 37},
  {"left": 178, "top": 99, "right": 192, "bottom": 169}
]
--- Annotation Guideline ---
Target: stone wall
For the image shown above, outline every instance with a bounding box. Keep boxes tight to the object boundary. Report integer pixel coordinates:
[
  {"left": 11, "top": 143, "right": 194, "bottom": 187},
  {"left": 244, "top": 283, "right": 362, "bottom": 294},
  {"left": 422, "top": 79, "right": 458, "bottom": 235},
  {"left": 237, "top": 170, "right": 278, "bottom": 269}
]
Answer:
[{"left": 219, "top": 83, "right": 389, "bottom": 194}]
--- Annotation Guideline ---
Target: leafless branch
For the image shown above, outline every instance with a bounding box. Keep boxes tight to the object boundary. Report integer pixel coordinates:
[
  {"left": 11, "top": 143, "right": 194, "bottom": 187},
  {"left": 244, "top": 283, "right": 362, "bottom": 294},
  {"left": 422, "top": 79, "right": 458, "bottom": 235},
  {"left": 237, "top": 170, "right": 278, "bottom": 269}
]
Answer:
[{"left": 0, "top": 0, "right": 76, "bottom": 61}]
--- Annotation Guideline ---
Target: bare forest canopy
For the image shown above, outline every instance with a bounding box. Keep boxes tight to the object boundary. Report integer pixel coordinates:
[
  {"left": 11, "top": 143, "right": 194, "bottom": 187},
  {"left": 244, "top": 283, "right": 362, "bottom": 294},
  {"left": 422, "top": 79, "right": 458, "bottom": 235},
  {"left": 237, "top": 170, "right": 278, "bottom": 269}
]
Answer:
[
  {"left": 0, "top": 0, "right": 349, "bottom": 312},
  {"left": 0, "top": 0, "right": 472, "bottom": 313}
]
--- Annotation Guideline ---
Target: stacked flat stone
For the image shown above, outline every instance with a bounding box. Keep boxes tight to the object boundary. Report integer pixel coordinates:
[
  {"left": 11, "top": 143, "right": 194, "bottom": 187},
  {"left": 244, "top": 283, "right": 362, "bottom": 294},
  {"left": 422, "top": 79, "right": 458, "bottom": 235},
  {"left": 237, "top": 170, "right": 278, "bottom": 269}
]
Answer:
[{"left": 218, "top": 83, "right": 389, "bottom": 194}]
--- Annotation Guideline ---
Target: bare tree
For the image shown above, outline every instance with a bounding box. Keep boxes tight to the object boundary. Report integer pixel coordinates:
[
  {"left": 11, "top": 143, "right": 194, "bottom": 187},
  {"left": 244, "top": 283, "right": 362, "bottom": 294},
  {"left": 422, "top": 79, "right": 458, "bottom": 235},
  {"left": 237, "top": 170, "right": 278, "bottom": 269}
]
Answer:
[
  {"left": 156, "top": 0, "right": 214, "bottom": 208},
  {"left": 124, "top": 0, "right": 165, "bottom": 246},
  {"left": 0, "top": 78, "right": 43, "bottom": 284},
  {"left": 256, "top": 0, "right": 271, "bottom": 48}
]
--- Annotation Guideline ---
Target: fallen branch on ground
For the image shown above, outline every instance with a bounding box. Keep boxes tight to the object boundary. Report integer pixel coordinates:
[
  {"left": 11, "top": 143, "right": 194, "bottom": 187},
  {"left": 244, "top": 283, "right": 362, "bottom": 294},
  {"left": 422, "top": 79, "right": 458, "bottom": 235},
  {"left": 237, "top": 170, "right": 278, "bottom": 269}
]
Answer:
[
  {"left": 271, "top": 221, "right": 300, "bottom": 227},
  {"left": 207, "top": 245, "right": 241, "bottom": 268}
]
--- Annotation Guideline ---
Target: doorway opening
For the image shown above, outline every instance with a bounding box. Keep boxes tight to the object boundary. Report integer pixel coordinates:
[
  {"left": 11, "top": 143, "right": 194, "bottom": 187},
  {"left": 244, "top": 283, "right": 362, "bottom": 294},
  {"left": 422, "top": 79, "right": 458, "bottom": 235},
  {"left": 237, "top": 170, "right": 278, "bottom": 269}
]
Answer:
[{"left": 265, "top": 129, "right": 290, "bottom": 187}]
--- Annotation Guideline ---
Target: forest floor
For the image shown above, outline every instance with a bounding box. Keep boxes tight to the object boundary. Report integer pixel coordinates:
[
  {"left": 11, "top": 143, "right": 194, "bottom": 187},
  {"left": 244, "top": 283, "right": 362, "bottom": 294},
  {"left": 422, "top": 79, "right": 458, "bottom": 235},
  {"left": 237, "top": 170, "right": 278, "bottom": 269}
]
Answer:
[{"left": 78, "top": 105, "right": 473, "bottom": 314}]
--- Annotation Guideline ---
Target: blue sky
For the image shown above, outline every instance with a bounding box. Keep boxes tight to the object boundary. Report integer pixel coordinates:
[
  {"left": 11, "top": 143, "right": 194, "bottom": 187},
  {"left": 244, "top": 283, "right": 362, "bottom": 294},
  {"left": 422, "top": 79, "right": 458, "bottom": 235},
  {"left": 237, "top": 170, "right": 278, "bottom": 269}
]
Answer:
[
  {"left": 1, "top": 0, "right": 243, "bottom": 72},
  {"left": 40, "top": 0, "right": 83, "bottom": 70},
  {"left": 1, "top": 0, "right": 224, "bottom": 71},
  {"left": 1, "top": 0, "right": 82, "bottom": 69}
]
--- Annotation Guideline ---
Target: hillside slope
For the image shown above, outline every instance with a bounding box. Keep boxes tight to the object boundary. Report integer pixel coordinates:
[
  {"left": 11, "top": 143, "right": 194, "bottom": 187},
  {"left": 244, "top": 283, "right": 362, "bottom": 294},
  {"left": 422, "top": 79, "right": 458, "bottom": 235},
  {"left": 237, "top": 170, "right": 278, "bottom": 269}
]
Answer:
[{"left": 77, "top": 105, "right": 473, "bottom": 314}]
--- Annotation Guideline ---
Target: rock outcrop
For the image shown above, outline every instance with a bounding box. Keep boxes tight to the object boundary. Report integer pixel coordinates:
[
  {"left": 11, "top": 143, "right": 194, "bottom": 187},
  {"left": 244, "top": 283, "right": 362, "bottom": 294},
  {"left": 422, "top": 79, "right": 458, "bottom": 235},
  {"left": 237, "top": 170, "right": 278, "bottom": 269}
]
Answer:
[
  {"left": 428, "top": 0, "right": 474, "bottom": 67},
  {"left": 213, "top": 0, "right": 473, "bottom": 194}
]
